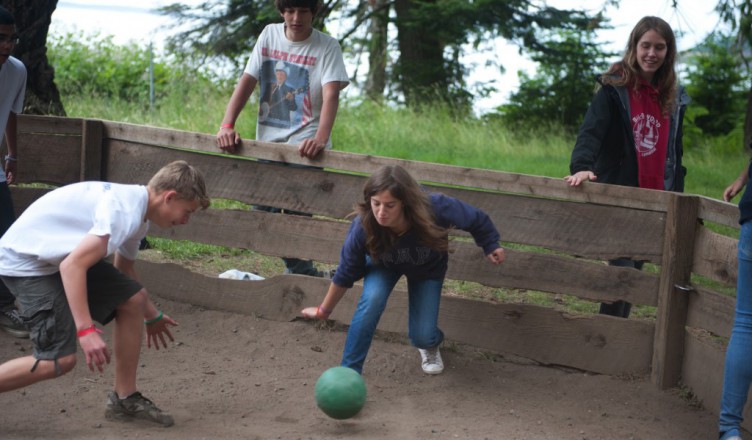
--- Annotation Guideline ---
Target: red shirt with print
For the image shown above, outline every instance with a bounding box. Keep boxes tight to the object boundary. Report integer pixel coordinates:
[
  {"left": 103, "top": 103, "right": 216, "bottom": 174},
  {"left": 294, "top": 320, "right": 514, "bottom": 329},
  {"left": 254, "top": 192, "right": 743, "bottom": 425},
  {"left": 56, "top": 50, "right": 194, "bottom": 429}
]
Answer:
[{"left": 628, "top": 82, "right": 669, "bottom": 190}]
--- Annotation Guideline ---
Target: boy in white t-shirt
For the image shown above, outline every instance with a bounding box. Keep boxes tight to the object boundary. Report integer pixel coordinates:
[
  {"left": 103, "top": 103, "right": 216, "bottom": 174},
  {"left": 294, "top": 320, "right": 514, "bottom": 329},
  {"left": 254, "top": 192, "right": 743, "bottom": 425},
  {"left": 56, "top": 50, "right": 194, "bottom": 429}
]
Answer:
[
  {"left": 0, "top": 160, "right": 211, "bottom": 427},
  {"left": 216, "top": 0, "right": 349, "bottom": 277}
]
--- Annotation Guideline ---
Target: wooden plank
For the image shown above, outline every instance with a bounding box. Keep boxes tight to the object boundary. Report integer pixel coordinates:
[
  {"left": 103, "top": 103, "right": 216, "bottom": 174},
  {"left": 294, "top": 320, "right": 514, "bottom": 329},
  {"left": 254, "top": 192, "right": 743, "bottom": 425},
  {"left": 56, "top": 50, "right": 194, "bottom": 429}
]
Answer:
[
  {"left": 436, "top": 295, "right": 655, "bottom": 376},
  {"left": 18, "top": 133, "right": 81, "bottom": 185},
  {"left": 446, "top": 245, "right": 660, "bottom": 306},
  {"left": 102, "top": 120, "right": 673, "bottom": 212},
  {"left": 439, "top": 186, "right": 666, "bottom": 262},
  {"left": 104, "top": 139, "right": 363, "bottom": 218},
  {"left": 652, "top": 194, "right": 700, "bottom": 388},
  {"left": 108, "top": 140, "right": 666, "bottom": 260},
  {"left": 81, "top": 119, "right": 103, "bottom": 181},
  {"left": 137, "top": 259, "right": 654, "bottom": 376},
  {"left": 149, "top": 207, "right": 659, "bottom": 304},
  {"left": 693, "top": 225, "right": 738, "bottom": 287},
  {"left": 686, "top": 286, "right": 735, "bottom": 339},
  {"left": 681, "top": 331, "right": 726, "bottom": 431},
  {"left": 9, "top": 187, "right": 52, "bottom": 216},
  {"left": 18, "top": 114, "right": 83, "bottom": 135},
  {"left": 698, "top": 195, "right": 741, "bottom": 229}
]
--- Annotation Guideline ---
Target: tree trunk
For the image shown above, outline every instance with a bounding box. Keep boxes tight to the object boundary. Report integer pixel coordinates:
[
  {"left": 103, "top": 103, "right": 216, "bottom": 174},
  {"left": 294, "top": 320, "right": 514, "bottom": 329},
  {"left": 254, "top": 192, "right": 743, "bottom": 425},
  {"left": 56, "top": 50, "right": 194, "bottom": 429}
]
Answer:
[
  {"left": 2, "top": 0, "right": 65, "bottom": 116},
  {"left": 365, "top": 0, "right": 389, "bottom": 102},
  {"left": 393, "top": 0, "right": 447, "bottom": 107}
]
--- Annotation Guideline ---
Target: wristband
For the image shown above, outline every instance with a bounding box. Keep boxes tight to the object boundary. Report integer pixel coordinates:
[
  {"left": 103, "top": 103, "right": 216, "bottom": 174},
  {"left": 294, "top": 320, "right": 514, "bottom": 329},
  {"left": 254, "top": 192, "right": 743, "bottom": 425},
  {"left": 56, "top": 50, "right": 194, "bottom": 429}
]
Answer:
[
  {"left": 76, "top": 324, "right": 103, "bottom": 338},
  {"left": 145, "top": 310, "right": 164, "bottom": 325},
  {"left": 4, "top": 155, "right": 16, "bottom": 162},
  {"left": 317, "top": 305, "right": 332, "bottom": 318},
  {"left": 220, "top": 123, "right": 234, "bottom": 129}
]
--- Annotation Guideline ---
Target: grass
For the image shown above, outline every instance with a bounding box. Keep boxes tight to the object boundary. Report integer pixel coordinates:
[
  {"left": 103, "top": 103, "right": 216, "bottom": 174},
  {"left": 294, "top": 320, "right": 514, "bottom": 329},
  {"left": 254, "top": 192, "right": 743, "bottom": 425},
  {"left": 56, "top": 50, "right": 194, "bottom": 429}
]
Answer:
[{"left": 59, "top": 85, "right": 746, "bottom": 317}]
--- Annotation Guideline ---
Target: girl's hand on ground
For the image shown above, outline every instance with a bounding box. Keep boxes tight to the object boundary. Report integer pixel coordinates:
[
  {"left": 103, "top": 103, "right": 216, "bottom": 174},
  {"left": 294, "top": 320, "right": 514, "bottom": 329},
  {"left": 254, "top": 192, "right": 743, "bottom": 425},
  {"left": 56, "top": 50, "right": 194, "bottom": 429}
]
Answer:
[{"left": 301, "top": 306, "right": 328, "bottom": 320}]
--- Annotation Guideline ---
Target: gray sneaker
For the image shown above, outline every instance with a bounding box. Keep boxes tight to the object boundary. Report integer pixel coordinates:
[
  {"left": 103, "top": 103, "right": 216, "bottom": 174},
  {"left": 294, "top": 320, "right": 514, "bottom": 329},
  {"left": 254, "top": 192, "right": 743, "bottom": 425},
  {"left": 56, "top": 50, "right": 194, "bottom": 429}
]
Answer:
[
  {"left": 419, "top": 347, "right": 444, "bottom": 375},
  {"left": 0, "top": 307, "right": 29, "bottom": 339},
  {"left": 105, "top": 391, "right": 174, "bottom": 427}
]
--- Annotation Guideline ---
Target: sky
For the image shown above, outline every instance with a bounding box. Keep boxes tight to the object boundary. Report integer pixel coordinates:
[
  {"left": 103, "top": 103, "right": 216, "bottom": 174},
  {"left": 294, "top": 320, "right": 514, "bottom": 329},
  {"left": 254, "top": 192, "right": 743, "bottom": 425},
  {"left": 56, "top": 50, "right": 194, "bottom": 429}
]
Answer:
[{"left": 50, "top": 0, "right": 725, "bottom": 114}]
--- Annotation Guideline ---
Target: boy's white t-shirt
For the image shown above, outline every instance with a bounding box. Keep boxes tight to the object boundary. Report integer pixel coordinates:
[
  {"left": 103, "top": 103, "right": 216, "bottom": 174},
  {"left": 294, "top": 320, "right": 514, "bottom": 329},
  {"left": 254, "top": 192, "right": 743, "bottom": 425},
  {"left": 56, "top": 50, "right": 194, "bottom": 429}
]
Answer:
[
  {"left": 244, "top": 23, "right": 349, "bottom": 147},
  {"left": 0, "top": 56, "right": 27, "bottom": 183},
  {"left": 0, "top": 181, "right": 150, "bottom": 276}
]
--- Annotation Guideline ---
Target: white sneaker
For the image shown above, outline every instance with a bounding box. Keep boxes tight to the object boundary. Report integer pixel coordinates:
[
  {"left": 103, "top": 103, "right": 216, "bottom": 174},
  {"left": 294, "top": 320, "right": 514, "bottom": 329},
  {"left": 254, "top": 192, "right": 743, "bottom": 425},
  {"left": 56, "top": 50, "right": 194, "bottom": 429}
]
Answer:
[{"left": 418, "top": 347, "right": 444, "bottom": 375}]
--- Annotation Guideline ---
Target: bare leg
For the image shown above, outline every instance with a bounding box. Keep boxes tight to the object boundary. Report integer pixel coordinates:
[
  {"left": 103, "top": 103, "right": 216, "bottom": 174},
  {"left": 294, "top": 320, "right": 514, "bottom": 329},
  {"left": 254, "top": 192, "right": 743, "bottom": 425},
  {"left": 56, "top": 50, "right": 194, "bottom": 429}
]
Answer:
[
  {"left": 0, "top": 354, "right": 76, "bottom": 392},
  {"left": 113, "top": 290, "right": 146, "bottom": 397}
]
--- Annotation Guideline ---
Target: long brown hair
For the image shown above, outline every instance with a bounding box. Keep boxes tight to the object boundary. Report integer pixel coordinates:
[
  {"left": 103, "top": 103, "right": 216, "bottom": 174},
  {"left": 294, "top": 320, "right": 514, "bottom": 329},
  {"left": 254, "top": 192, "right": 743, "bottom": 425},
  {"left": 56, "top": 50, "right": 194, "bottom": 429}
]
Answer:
[
  {"left": 355, "top": 165, "right": 448, "bottom": 259},
  {"left": 602, "top": 16, "right": 678, "bottom": 116}
]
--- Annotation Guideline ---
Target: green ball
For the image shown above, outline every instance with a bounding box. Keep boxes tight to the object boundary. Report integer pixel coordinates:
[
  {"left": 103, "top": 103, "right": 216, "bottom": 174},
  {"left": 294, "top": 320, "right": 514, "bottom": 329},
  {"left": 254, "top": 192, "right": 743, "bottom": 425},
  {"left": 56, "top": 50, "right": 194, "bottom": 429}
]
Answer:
[{"left": 314, "top": 366, "right": 367, "bottom": 419}]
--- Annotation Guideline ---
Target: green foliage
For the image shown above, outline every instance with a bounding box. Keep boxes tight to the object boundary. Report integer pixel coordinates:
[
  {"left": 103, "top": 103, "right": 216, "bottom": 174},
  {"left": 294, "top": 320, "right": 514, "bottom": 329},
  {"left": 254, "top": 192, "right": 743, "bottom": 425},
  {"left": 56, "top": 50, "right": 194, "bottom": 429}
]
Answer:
[
  {"left": 47, "top": 31, "right": 222, "bottom": 109},
  {"left": 683, "top": 31, "right": 748, "bottom": 136},
  {"left": 494, "top": 28, "right": 612, "bottom": 131}
]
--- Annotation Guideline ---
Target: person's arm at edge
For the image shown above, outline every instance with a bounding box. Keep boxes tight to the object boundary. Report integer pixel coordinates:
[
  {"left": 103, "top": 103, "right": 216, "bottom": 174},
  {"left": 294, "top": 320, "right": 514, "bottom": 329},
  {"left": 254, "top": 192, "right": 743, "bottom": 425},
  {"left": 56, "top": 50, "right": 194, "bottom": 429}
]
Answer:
[
  {"left": 298, "top": 81, "right": 342, "bottom": 159},
  {"left": 4, "top": 112, "right": 17, "bottom": 184},
  {"left": 217, "top": 73, "right": 258, "bottom": 153},
  {"left": 724, "top": 161, "right": 751, "bottom": 202}
]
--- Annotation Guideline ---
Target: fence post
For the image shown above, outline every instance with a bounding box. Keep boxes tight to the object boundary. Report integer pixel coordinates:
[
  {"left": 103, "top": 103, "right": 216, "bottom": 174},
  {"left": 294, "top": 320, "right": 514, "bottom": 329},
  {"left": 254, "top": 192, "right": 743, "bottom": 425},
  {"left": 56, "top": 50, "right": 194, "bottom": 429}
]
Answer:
[
  {"left": 651, "top": 193, "right": 700, "bottom": 389},
  {"left": 80, "top": 119, "right": 103, "bottom": 181}
]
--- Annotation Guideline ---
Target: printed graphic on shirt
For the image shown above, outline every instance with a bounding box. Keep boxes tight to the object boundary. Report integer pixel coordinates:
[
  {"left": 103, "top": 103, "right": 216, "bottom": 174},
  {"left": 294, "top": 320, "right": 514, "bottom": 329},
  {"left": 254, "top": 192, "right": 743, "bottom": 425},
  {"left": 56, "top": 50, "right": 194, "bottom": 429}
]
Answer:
[
  {"left": 632, "top": 112, "right": 662, "bottom": 157},
  {"left": 258, "top": 58, "right": 312, "bottom": 129},
  {"left": 379, "top": 246, "right": 433, "bottom": 266}
]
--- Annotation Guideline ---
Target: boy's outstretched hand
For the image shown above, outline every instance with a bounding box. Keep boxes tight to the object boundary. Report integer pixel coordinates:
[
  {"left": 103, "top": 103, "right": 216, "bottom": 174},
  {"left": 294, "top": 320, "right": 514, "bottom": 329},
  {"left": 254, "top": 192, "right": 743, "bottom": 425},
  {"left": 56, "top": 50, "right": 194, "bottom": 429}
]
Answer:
[{"left": 145, "top": 313, "right": 178, "bottom": 350}]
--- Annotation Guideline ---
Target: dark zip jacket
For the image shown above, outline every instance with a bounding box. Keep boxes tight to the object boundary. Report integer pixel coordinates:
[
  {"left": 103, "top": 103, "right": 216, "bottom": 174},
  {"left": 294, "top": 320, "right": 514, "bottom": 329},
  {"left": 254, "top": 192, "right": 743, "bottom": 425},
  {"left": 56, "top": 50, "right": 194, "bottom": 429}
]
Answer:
[
  {"left": 331, "top": 193, "right": 501, "bottom": 288},
  {"left": 570, "top": 76, "right": 690, "bottom": 192}
]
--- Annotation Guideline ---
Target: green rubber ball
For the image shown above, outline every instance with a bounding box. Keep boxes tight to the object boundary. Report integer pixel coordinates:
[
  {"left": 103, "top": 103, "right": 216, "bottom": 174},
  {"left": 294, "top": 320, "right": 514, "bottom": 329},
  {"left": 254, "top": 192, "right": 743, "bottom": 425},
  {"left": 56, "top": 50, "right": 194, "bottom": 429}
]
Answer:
[{"left": 314, "top": 366, "right": 367, "bottom": 419}]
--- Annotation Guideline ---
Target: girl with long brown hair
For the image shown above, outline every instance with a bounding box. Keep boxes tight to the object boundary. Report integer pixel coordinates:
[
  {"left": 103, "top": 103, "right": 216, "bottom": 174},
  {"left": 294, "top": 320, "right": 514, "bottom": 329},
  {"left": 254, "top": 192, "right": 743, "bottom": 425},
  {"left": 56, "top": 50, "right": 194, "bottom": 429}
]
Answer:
[{"left": 302, "top": 165, "right": 505, "bottom": 374}]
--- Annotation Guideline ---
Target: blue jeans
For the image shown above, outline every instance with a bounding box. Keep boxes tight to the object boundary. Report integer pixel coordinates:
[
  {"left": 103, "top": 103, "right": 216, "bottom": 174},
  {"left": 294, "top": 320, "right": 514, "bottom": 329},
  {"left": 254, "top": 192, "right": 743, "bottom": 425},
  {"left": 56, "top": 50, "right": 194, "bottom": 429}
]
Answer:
[
  {"left": 341, "top": 258, "right": 445, "bottom": 373},
  {"left": 0, "top": 181, "right": 16, "bottom": 309},
  {"left": 720, "top": 221, "right": 752, "bottom": 439}
]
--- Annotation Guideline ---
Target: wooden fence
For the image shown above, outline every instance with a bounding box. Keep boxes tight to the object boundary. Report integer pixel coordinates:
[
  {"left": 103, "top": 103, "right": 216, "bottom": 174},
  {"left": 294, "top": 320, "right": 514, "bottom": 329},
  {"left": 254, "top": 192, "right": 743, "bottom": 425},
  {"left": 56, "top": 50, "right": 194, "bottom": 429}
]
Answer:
[{"left": 12, "top": 115, "right": 744, "bottom": 426}]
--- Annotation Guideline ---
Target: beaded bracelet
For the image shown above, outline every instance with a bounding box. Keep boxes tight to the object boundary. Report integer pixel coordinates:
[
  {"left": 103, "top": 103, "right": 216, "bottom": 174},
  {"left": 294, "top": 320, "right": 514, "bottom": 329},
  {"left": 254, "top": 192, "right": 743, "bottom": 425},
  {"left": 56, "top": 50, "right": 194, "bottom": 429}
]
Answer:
[
  {"left": 76, "top": 324, "right": 103, "bottom": 338},
  {"left": 220, "top": 123, "right": 234, "bottom": 129},
  {"left": 144, "top": 310, "right": 164, "bottom": 325}
]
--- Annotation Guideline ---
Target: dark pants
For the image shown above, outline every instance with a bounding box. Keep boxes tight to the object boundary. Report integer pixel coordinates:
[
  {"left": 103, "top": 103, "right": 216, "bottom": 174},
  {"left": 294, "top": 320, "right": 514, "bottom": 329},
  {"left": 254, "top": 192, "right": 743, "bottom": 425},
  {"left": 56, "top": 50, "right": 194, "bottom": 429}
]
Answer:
[
  {"left": 254, "top": 159, "right": 319, "bottom": 276},
  {"left": 0, "top": 181, "right": 17, "bottom": 309},
  {"left": 254, "top": 204, "right": 318, "bottom": 275},
  {"left": 598, "top": 258, "right": 644, "bottom": 318}
]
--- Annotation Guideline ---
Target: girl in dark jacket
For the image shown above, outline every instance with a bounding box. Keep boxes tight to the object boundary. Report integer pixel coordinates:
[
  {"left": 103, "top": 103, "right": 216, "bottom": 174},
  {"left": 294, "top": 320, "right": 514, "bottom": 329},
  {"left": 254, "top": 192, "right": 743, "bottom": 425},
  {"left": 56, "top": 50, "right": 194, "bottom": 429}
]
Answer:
[
  {"left": 301, "top": 165, "right": 505, "bottom": 374},
  {"left": 564, "top": 16, "right": 690, "bottom": 318}
]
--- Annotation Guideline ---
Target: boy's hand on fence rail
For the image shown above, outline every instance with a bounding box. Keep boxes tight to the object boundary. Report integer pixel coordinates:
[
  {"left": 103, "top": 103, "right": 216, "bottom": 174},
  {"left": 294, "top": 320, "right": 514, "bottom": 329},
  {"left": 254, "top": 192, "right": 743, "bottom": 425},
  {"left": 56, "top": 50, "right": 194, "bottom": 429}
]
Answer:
[
  {"left": 217, "top": 127, "right": 241, "bottom": 154},
  {"left": 298, "top": 138, "right": 326, "bottom": 159},
  {"left": 564, "top": 171, "right": 596, "bottom": 187}
]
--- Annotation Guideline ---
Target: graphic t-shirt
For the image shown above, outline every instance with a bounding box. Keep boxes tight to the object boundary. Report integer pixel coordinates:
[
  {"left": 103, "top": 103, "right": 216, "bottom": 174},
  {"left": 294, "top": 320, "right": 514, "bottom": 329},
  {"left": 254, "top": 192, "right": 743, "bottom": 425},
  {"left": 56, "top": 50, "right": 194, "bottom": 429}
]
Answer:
[
  {"left": 244, "top": 23, "right": 349, "bottom": 147},
  {"left": 628, "top": 81, "right": 669, "bottom": 190}
]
